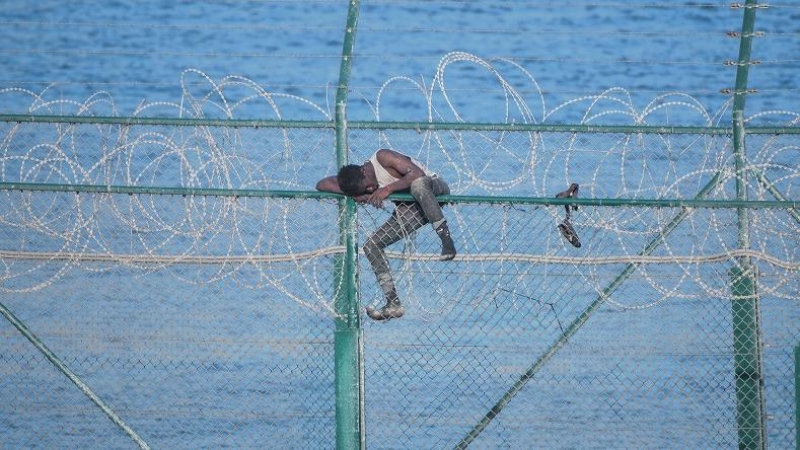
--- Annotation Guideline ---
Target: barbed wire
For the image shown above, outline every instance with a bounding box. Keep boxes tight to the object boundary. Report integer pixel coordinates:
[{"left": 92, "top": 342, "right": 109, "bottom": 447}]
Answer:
[{"left": 1, "top": 54, "right": 797, "bottom": 317}]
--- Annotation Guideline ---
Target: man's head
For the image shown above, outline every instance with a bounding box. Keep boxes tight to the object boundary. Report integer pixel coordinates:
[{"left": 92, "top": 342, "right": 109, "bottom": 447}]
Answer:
[
  {"left": 337, "top": 164, "right": 376, "bottom": 196},
  {"left": 337, "top": 164, "right": 366, "bottom": 196}
]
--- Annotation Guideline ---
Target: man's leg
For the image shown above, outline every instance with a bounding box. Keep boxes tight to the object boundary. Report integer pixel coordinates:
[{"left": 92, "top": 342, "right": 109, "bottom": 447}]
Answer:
[
  {"left": 363, "top": 203, "right": 427, "bottom": 320},
  {"left": 409, "top": 176, "right": 456, "bottom": 260}
]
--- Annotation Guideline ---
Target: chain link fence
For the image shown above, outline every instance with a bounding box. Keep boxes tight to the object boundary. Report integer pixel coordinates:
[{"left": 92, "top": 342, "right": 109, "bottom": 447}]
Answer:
[{"left": 0, "top": 119, "right": 797, "bottom": 448}]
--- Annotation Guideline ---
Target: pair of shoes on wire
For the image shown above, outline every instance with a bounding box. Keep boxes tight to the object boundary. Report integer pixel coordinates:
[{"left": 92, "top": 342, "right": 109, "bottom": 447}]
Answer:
[{"left": 555, "top": 183, "right": 581, "bottom": 248}]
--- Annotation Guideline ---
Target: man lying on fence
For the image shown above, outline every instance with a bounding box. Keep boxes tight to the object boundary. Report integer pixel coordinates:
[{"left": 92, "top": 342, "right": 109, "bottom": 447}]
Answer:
[{"left": 316, "top": 148, "right": 456, "bottom": 321}]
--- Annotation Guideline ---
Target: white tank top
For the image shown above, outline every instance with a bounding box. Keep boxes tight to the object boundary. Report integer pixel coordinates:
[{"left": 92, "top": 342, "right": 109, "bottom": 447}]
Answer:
[{"left": 369, "top": 152, "right": 434, "bottom": 188}]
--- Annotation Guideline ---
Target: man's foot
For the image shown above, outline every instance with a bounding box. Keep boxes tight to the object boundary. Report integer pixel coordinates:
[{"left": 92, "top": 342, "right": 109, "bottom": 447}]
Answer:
[
  {"left": 558, "top": 219, "right": 581, "bottom": 248},
  {"left": 436, "top": 222, "right": 457, "bottom": 261},
  {"left": 365, "top": 303, "right": 405, "bottom": 321}
]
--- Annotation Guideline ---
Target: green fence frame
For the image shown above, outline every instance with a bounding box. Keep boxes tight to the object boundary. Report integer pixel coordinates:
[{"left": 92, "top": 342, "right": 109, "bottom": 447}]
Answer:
[
  {"left": 730, "top": 2, "right": 766, "bottom": 448},
  {"left": 796, "top": 345, "right": 800, "bottom": 450},
  {"left": 333, "top": 2, "right": 364, "bottom": 450},
  {"left": 0, "top": 0, "right": 795, "bottom": 448}
]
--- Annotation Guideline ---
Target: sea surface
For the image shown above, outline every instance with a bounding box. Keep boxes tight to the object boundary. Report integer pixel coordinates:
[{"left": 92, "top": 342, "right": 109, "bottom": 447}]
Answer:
[{"left": 1, "top": 1, "right": 799, "bottom": 124}]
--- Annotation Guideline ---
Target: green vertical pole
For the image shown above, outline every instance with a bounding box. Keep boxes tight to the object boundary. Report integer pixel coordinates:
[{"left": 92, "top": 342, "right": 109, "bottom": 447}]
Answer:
[
  {"left": 730, "top": 2, "right": 766, "bottom": 449},
  {"left": 730, "top": 267, "right": 765, "bottom": 449},
  {"left": 795, "top": 345, "right": 799, "bottom": 450},
  {"left": 333, "top": 2, "right": 363, "bottom": 450}
]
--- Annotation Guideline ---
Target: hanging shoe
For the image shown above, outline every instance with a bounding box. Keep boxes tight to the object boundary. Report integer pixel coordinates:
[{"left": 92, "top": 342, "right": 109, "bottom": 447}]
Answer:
[
  {"left": 555, "top": 183, "right": 579, "bottom": 218},
  {"left": 558, "top": 218, "right": 582, "bottom": 248}
]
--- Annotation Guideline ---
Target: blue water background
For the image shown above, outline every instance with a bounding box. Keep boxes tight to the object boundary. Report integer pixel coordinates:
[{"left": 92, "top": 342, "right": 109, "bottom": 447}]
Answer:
[
  {"left": 2, "top": 1, "right": 799, "bottom": 124},
  {"left": 1, "top": 1, "right": 798, "bottom": 449}
]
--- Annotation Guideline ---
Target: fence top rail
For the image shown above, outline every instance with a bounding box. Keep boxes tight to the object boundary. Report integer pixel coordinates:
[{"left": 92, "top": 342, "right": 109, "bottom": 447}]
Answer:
[
  {"left": 0, "top": 114, "right": 335, "bottom": 129},
  {"left": 3, "top": 113, "right": 799, "bottom": 135},
  {"left": 3, "top": 114, "right": 799, "bottom": 134},
  {"left": 1, "top": 181, "right": 796, "bottom": 209}
]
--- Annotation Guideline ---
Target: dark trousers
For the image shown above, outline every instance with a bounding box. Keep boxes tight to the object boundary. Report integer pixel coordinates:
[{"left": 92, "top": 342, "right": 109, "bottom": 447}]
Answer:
[{"left": 363, "top": 176, "right": 450, "bottom": 300}]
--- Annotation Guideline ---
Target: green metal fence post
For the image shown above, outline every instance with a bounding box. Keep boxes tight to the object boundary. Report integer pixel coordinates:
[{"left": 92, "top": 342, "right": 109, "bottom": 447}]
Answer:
[
  {"left": 333, "top": 2, "right": 363, "bottom": 450},
  {"left": 730, "top": 266, "right": 765, "bottom": 449},
  {"left": 795, "top": 345, "right": 799, "bottom": 450},
  {"left": 730, "top": 1, "right": 766, "bottom": 449}
]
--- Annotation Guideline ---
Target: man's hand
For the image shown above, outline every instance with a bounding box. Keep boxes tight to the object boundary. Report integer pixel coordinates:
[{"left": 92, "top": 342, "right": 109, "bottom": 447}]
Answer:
[
  {"left": 353, "top": 194, "right": 371, "bottom": 204},
  {"left": 365, "top": 186, "right": 391, "bottom": 208}
]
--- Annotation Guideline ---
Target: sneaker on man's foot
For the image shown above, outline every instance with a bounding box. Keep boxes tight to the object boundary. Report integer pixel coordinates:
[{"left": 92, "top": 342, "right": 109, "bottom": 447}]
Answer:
[
  {"left": 365, "top": 303, "right": 405, "bottom": 321},
  {"left": 436, "top": 223, "right": 457, "bottom": 261}
]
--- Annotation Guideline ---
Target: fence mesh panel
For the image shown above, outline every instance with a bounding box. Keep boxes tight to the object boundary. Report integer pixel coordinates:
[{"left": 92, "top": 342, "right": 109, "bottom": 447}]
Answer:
[{"left": 1, "top": 121, "right": 798, "bottom": 449}]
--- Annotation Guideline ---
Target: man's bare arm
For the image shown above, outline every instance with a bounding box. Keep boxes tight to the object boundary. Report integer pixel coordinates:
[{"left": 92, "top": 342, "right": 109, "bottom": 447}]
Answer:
[
  {"left": 316, "top": 176, "right": 344, "bottom": 194},
  {"left": 317, "top": 175, "right": 371, "bottom": 203}
]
